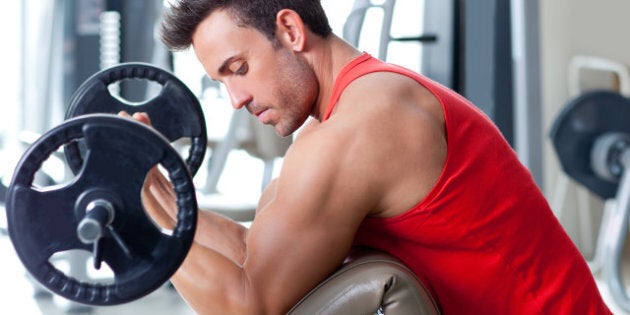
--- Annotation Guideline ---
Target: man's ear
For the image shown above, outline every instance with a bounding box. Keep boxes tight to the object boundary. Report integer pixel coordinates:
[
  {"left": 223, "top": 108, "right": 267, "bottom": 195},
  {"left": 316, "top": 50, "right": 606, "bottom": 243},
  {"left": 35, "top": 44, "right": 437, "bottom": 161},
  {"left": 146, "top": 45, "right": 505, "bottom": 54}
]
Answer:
[{"left": 276, "top": 9, "right": 306, "bottom": 52}]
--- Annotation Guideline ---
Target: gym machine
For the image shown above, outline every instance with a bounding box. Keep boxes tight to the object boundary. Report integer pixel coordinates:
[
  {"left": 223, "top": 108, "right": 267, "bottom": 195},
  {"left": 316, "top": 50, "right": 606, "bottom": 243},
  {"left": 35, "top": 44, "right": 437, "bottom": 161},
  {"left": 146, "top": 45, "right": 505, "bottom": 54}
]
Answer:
[{"left": 551, "top": 89, "right": 630, "bottom": 312}]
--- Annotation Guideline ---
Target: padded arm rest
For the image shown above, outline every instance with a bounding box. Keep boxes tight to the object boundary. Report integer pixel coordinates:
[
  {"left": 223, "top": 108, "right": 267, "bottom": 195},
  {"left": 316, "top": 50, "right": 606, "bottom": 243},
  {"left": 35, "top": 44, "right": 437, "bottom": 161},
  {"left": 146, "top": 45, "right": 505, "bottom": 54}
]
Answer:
[{"left": 288, "top": 248, "right": 440, "bottom": 314}]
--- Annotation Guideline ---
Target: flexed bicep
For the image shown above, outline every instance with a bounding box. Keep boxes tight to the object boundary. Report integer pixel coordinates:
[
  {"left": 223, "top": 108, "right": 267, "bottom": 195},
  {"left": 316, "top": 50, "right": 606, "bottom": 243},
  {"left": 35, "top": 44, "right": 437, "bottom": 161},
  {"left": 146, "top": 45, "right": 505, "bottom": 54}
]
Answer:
[{"left": 239, "top": 129, "right": 377, "bottom": 313}]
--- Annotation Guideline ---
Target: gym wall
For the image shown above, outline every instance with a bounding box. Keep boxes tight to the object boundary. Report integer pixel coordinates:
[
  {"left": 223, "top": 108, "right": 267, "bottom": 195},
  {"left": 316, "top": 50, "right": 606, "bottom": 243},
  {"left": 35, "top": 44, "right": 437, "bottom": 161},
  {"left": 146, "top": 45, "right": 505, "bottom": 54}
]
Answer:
[{"left": 539, "top": 0, "right": 630, "bottom": 256}]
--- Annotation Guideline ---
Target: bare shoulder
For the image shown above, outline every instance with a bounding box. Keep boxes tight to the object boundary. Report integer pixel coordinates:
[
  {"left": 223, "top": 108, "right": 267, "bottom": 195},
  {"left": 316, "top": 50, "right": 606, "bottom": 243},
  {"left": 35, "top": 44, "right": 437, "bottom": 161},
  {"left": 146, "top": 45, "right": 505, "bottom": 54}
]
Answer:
[
  {"left": 325, "top": 71, "right": 448, "bottom": 217},
  {"left": 273, "top": 69, "right": 447, "bottom": 218},
  {"left": 234, "top": 71, "right": 447, "bottom": 312},
  {"left": 280, "top": 120, "right": 383, "bottom": 213},
  {"left": 339, "top": 71, "right": 445, "bottom": 125}
]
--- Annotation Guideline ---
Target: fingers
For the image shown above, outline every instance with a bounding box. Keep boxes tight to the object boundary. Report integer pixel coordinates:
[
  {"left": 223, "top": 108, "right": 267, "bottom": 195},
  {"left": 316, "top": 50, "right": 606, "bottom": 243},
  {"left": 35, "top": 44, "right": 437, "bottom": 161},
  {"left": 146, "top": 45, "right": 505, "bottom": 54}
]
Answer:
[
  {"left": 141, "top": 184, "right": 176, "bottom": 230},
  {"left": 117, "top": 111, "right": 152, "bottom": 126},
  {"left": 145, "top": 168, "right": 178, "bottom": 218},
  {"left": 117, "top": 111, "right": 176, "bottom": 228},
  {"left": 142, "top": 168, "right": 178, "bottom": 229},
  {"left": 146, "top": 167, "right": 177, "bottom": 204},
  {"left": 132, "top": 112, "right": 152, "bottom": 126}
]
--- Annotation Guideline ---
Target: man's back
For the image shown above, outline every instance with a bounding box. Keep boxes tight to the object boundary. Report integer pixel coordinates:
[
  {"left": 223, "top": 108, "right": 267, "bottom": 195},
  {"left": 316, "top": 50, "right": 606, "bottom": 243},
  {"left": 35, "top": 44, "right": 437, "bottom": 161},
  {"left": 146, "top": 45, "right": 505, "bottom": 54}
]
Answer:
[
  {"left": 331, "top": 54, "right": 612, "bottom": 314},
  {"left": 296, "top": 53, "right": 447, "bottom": 219}
]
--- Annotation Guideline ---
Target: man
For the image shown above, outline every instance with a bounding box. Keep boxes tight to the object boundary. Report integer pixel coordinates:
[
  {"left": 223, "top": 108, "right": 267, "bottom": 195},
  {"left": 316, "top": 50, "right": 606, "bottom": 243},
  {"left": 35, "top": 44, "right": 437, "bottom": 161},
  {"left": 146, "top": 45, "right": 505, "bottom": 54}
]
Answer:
[{"left": 138, "top": 0, "right": 611, "bottom": 313}]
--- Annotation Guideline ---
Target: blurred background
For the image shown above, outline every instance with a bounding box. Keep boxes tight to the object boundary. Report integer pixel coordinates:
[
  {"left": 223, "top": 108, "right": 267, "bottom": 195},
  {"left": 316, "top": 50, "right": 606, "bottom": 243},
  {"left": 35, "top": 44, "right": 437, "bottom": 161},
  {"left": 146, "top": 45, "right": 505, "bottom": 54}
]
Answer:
[{"left": 1, "top": 0, "right": 630, "bottom": 313}]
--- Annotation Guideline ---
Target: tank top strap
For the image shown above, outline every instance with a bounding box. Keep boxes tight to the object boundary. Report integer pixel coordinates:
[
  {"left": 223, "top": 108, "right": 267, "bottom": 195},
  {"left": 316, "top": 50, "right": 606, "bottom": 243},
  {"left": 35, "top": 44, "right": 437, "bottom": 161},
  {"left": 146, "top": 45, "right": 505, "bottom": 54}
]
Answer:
[{"left": 323, "top": 52, "right": 374, "bottom": 121}]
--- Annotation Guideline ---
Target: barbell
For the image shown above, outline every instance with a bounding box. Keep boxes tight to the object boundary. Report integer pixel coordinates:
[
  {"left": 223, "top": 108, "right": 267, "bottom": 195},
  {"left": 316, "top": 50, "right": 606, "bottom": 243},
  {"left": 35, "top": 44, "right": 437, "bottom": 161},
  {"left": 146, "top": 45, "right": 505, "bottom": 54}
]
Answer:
[
  {"left": 64, "top": 62, "right": 207, "bottom": 177},
  {"left": 5, "top": 63, "right": 204, "bottom": 305}
]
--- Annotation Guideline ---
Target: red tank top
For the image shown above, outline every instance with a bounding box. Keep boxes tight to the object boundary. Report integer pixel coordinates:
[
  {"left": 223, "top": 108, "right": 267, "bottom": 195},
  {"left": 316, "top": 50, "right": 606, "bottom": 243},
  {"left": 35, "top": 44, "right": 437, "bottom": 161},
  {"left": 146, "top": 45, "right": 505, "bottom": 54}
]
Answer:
[{"left": 324, "top": 53, "right": 611, "bottom": 314}]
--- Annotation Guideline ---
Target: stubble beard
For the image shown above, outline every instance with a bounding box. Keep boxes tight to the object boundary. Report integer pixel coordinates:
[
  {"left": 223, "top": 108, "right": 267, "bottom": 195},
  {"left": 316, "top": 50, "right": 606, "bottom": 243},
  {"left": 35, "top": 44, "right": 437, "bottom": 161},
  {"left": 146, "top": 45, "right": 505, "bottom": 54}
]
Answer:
[{"left": 272, "top": 50, "right": 318, "bottom": 137}]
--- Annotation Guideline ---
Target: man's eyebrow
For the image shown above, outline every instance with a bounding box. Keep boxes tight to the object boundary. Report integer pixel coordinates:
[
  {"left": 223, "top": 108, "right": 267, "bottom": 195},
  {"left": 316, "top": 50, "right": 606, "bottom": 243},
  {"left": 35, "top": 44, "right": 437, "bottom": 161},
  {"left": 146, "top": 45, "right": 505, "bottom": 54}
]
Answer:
[{"left": 218, "top": 56, "right": 237, "bottom": 75}]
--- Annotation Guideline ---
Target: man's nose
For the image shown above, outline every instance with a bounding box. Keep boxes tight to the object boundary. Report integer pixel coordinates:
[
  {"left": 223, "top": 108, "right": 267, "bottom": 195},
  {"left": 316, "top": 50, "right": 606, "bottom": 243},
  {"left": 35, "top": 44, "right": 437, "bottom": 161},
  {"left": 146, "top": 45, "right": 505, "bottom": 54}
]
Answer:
[{"left": 225, "top": 82, "right": 252, "bottom": 110}]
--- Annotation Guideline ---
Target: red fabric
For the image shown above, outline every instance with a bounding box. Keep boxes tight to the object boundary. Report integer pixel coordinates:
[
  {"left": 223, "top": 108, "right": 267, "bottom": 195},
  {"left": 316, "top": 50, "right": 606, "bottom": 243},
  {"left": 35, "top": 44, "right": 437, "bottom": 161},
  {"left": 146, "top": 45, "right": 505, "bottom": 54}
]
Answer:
[{"left": 325, "top": 53, "right": 611, "bottom": 314}]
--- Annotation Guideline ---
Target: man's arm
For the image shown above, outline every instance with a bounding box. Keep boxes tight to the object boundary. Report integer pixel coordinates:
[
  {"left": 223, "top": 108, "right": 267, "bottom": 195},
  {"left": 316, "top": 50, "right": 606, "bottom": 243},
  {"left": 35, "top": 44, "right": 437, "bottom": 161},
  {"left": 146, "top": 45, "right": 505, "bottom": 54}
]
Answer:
[
  {"left": 134, "top": 70, "right": 447, "bottom": 313},
  {"left": 142, "top": 166, "right": 249, "bottom": 266},
  {"left": 142, "top": 123, "right": 378, "bottom": 314},
  {"left": 123, "top": 110, "right": 248, "bottom": 266}
]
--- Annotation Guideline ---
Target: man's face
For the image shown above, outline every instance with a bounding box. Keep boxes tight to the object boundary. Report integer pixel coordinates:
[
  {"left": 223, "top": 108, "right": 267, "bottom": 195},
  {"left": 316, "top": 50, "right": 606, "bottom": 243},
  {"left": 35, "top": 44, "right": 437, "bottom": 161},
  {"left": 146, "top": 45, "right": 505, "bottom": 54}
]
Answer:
[{"left": 192, "top": 9, "right": 317, "bottom": 137}]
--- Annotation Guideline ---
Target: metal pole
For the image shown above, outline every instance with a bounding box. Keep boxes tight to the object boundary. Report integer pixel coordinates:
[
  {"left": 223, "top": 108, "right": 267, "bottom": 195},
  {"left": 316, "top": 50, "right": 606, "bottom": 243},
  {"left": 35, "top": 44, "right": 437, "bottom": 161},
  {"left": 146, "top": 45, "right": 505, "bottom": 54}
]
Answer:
[
  {"left": 603, "top": 148, "right": 630, "bottom": 311},
  {"left": 511, "top": 0, "right": 543, "bottom": 188}
]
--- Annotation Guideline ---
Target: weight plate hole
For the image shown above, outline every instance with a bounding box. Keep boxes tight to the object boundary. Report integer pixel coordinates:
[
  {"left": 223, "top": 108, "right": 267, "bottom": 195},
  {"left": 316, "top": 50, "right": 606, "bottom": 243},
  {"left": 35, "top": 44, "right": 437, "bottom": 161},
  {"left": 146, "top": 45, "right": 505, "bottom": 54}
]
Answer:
[
  {"left": 107, "top": 79, "right": 162, "bottom": 105},
  {"left": 49, "top": 250, "right": 115, "bottom": 285},
  {"left": 33, "top": 145, "right": 78, "bottom": 190}
]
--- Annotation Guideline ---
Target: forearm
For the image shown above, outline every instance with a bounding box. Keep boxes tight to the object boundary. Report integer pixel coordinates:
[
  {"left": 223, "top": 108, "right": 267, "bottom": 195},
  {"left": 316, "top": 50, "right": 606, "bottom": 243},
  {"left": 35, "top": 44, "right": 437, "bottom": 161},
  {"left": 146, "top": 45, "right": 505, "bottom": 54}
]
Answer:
[
  {"left": 170, "top": 243, "right": 254, "bottom": 315},
  {"left": 142, "top": 168, "right": 248, "bottom": 265},
  {"left": 194, "top": 179, "right": 279, "bottom": 265},
  {"left": 195, "top": 209, "right": 248, "bottom": 266},
  {"left": 190, "top": 179, "right": 280, "bottom": 264}
]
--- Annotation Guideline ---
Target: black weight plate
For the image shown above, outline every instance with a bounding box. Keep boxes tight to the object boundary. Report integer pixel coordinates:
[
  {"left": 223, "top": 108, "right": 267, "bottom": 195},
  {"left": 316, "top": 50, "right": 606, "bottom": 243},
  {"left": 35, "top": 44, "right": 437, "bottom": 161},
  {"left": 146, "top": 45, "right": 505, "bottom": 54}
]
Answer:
[
  {"left": 64, "top": 63, "right": 207, "bottom": 176},
  {"left": 550, "top": 90, "right": 630, "bottom": 199},
  {"left": 6, "top": 114, "right": 197, "bottom": 305}
]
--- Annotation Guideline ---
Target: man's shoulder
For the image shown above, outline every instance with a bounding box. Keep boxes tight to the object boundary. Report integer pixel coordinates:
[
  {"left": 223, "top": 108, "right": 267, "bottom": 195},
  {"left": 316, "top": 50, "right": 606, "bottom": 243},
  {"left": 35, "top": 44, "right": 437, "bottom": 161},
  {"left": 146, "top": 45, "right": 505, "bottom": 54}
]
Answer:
[{"left": 285, "top": 114, "right": 378, "bottom": 184}]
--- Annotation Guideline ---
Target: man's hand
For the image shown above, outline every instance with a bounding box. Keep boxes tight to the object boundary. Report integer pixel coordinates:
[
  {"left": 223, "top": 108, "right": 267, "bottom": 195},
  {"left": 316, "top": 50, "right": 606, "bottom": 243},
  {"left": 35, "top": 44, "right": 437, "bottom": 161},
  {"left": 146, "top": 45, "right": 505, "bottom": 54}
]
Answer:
[
  {"left": 118, "top": 110, "right": 249, "bottom": 267},
  {"left": 118, "top": 111, "right": 152, "bottom": 126},
  {"left": 118, "top": 111, "right": 178, "bottom": 231}
]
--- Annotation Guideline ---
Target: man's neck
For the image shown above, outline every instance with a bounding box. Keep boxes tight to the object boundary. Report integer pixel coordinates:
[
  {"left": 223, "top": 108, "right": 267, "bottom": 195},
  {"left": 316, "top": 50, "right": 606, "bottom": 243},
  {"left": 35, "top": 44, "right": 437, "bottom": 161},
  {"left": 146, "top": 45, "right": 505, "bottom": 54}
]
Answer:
[{"left": 307, "top": 34, "right": 362, "bottom": 121}]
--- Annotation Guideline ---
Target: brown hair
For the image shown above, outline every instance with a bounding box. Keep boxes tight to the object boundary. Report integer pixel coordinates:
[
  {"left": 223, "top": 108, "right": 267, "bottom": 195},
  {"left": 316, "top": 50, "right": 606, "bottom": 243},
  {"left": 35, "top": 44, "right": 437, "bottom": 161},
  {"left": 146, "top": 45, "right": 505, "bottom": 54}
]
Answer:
[{"left": 160, "top": 0, "right": 333, "bottom": 51}]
